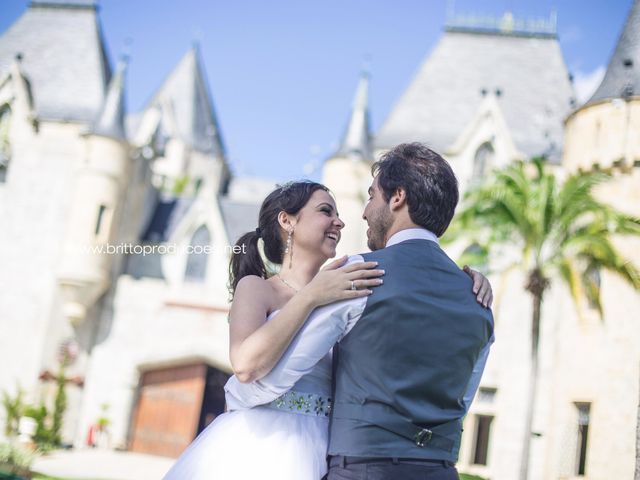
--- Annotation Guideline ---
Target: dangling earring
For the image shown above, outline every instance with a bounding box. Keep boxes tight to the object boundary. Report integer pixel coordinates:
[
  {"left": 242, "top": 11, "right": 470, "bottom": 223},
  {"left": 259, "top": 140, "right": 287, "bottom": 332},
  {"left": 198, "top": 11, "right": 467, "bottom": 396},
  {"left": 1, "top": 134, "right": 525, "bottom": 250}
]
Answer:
[{"left": 284, "top": 229, "right": 293, "bottom": 268}]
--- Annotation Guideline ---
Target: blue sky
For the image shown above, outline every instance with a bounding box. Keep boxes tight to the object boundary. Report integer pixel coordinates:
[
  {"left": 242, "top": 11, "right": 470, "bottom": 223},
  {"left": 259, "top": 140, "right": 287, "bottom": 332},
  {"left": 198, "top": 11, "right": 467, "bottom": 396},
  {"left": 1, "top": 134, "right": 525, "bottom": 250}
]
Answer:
[{"left": 0, "top": 0, "right": 633, "bottom": 182}]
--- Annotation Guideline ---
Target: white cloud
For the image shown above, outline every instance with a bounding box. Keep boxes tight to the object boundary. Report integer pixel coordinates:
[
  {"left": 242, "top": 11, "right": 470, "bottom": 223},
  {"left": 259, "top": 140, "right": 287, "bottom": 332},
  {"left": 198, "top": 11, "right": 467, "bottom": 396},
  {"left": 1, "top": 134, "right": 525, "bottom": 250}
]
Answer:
[{"left": 573, "top": 66, "right": 606, "bottom": 104}]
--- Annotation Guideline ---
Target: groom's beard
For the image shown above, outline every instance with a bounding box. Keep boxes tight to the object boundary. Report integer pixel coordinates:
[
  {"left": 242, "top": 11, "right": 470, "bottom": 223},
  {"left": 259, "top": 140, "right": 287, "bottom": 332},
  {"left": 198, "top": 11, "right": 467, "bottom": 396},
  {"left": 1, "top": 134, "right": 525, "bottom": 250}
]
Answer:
[{"left": 366, "top": 206, "right": 393, "bottom": 251}]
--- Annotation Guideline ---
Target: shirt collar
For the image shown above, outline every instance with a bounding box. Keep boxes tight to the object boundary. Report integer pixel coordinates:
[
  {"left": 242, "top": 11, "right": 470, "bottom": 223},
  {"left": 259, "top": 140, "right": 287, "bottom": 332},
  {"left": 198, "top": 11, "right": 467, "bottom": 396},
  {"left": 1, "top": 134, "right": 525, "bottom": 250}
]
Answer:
[{"left": 385, "top": 228, "right": 439, "bottom": 248}]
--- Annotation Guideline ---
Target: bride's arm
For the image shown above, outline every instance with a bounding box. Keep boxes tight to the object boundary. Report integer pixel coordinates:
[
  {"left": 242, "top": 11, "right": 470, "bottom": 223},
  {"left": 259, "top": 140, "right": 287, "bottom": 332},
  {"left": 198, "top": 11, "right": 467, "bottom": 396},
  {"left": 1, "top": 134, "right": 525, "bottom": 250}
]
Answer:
[
  {"left": 225, "top": 264, "right": 369, "bottom": 409},
  {"left": 229, "top": 257, "right": 382, "bottom": 384},
  {"left": 229, "top": 276, "right": 317, "bottom": 384}
]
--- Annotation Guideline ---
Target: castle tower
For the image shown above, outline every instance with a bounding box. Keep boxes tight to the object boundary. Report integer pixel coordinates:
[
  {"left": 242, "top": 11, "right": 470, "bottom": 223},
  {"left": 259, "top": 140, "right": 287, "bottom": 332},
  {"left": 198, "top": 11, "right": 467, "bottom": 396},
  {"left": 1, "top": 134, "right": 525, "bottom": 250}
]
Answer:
[
  {"left": 132, "top": 45, "right": 230, "bottom": 198},
  {"left": 57, "top": 58, "right": 130, "bottom": 324},
  {"left": 0, "top": 0, "right": 117, "bottom": 409},
  {"left": 556, "top": 2, "right": 640, "bottom": 478},
  {"left": 322, "top": 70, "right": 373, "bottom": 256},
  {"left": 127, "top": 45, "right": 234, "bottom": 291},
  {"left": 564, "top": 0, "right": 640, "bottom": 174},
  {"left": 76, "top": 46, "right": 240, "bottom": 453}
]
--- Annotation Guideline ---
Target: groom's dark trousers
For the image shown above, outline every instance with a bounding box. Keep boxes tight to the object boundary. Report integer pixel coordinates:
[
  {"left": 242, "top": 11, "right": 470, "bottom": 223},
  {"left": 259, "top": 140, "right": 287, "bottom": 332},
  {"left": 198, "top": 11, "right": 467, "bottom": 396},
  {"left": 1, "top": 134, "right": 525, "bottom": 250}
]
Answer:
[
  {"left": 326, "top": 239, "right": 494, "bottom": 480},
  {"left": 327, "top": 456, "right": 458, "bottom": 479}
]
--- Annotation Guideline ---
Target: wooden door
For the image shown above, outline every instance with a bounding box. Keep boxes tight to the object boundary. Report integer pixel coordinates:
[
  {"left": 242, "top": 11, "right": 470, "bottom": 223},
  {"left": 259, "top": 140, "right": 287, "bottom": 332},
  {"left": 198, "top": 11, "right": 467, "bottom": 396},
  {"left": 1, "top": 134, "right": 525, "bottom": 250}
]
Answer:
[{"left": 129, "top": 363, "right": 206, "bottom": 457}]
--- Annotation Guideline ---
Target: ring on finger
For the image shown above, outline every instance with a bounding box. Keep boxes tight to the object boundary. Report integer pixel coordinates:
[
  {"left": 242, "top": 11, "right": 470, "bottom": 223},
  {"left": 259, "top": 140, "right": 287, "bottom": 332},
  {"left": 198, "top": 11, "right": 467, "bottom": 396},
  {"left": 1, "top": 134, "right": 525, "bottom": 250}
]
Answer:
[{"left": 350, "top": 280, "right": 357, "bottom": 291}]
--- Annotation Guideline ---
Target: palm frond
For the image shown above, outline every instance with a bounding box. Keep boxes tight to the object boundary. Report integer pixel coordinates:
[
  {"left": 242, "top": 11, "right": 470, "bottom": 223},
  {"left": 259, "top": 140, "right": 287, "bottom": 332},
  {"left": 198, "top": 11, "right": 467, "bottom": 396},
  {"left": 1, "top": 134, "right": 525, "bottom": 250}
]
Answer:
[
  {"left": 456, "top": 157, "right": 639, "bottom": 315},
  {"left": 555, "top": 258, "right": 585, "bottom": 321},
  {"left": 458, "top": 243, "right": 490, "bottom": 270}
]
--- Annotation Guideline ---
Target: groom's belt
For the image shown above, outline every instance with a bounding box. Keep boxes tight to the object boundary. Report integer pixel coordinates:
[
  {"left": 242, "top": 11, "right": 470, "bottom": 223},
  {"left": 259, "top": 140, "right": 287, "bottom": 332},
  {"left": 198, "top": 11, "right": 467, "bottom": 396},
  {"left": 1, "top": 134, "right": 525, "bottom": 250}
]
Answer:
[
  {"left": 332, "top": 403, "right": 458, "bottom": 452},
  {"left": 329, "top": 456, "right": 454, "bottom": 467}
]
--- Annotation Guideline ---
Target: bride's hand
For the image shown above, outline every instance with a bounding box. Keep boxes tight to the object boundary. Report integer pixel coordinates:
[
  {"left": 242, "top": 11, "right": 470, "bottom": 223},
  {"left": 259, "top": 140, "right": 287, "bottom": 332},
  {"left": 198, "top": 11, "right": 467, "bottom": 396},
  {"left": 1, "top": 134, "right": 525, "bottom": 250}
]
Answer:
[
  {"left": 463, "top": 265, "right": 493, "bottom": 308},
  {"left": 300, "top": 255, "right": 385, "bottom": 308}
]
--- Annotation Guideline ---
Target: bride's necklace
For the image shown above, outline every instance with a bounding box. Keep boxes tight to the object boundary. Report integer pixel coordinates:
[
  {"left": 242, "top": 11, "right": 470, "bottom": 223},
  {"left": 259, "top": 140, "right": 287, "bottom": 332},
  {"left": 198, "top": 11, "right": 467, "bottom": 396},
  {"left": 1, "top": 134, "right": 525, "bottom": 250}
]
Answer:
[{"left": 277, "top": 274, "right": 300, "bottom": 293}]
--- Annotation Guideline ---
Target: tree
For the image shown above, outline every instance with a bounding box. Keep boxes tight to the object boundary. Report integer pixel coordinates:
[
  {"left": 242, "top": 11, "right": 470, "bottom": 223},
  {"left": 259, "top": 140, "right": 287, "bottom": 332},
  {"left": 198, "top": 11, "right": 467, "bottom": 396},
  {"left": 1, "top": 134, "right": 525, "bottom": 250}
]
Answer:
[{"left": 450, "top": 158, "right": 640, "bottom": 480}]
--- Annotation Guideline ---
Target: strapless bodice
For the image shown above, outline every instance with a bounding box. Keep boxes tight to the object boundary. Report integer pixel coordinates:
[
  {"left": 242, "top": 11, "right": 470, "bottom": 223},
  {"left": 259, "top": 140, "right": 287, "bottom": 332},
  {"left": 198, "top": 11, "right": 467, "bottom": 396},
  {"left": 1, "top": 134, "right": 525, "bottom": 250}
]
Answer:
[{"left": 224, "top": 309, "right": 333, "bottom": 409}]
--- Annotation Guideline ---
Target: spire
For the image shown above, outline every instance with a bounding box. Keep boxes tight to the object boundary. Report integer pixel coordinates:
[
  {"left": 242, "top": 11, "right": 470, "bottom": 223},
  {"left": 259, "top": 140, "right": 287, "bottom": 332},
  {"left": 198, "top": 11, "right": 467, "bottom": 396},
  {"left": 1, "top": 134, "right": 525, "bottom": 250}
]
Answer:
[
  {"left": 10, "top": 54, "right": 35, "bottom": 116},
  {"left": 588, "top": 0, "right": 640, "bottom": 104},
  {"left": 146, "top": 45, "right": 225, "bottom": 156},
  {"left": 90, "top": 57, "right": 127, "bottom": 140},
  {"left": 335, "top": 68, "right": 372, "bottom": 160}
]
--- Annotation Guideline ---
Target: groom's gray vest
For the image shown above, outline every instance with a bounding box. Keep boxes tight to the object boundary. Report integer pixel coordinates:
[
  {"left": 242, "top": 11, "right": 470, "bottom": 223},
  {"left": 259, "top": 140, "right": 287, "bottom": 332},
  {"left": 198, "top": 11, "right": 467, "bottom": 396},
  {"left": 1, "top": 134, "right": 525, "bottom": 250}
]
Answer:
[{"left": 328, "top": 239, "right": 493, "bottom": 462}]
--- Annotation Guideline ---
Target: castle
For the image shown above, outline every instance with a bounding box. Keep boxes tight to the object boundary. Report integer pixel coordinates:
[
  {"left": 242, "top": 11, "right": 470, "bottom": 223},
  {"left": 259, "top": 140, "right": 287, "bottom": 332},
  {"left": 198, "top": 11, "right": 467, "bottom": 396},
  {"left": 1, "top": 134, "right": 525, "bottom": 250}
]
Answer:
[{"left": 0, "top": 1, "right": 638, "bottom": 479}]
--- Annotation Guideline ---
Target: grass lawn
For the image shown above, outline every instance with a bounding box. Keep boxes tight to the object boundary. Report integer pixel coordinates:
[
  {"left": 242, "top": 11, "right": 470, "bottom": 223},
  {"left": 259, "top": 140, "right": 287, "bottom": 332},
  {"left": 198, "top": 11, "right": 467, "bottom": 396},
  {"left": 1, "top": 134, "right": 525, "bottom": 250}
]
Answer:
[
  {"left": 33, "top": 476, "right": 74, "bottom": 480},
  {"left": 34, "top": 476, "right": 114, "bottom": 480},
  {"left": 33, "top": 476, "right": 113, "bottom": 480}
]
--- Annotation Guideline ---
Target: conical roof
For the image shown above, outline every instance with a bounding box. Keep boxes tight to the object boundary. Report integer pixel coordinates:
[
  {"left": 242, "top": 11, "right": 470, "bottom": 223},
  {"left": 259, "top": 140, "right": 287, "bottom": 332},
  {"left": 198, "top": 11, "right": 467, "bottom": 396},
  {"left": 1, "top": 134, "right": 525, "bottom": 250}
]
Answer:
[
  {"left": 90, "top": 57, "right": 126, "bottom": 140},
  {"left": 588, "top": 0, "right": 640, "bottom": 103},
  {"left": 0, "top": 0, "right": 110, "bottom": 123},
  {"left": 145, "top": 46, "right": 225, "bottom": 156}
]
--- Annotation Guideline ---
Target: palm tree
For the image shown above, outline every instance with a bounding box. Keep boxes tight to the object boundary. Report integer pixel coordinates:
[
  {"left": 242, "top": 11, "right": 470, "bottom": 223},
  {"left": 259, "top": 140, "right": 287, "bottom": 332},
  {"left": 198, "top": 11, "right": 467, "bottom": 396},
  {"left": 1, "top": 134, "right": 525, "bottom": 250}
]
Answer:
[{"left": 449, "top": 158, "right": 640, "bottom": 480}]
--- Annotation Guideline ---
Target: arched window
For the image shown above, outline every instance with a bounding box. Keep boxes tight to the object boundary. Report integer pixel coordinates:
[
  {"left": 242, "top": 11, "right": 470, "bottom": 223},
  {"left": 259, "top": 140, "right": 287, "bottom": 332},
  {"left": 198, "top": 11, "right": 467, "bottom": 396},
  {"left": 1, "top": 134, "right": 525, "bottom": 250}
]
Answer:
[
  {"left": 185, "top": 225, "right": 210, "bottom": 282},
  {"left": 472, "top": 142, "right": 494, "bottom": 181},
  {"left": 0, "top": 105, "right": 11, "bottom": 183}
]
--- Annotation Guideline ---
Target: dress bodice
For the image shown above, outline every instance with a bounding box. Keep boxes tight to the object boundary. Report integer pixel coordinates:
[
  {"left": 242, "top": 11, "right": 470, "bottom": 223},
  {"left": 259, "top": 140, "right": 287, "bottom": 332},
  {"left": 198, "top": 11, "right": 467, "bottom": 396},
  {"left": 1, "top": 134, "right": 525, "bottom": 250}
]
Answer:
[
  {"left": 289, "top": 346, "right": 332, "bottom": 397},
  {"left": 267, "top": 309, "right": 332, "bottom": 396},
  {"left": 224, "top": 309, "right": 333, "bottom": 409}
]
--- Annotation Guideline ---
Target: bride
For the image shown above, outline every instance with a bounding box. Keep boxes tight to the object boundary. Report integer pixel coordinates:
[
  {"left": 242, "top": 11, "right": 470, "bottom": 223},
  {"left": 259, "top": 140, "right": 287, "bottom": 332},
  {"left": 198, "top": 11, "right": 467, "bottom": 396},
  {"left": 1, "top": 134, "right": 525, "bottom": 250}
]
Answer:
[{"left": 162, "top": 181, "right": 491, "bottom": 480}]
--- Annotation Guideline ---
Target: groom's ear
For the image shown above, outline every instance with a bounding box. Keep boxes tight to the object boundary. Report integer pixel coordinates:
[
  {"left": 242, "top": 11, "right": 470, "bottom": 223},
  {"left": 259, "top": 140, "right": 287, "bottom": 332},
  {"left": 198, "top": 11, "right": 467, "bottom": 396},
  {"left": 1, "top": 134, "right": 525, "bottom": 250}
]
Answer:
[{"left": 389, "top": 187, "right": 407, "bottom": 211}]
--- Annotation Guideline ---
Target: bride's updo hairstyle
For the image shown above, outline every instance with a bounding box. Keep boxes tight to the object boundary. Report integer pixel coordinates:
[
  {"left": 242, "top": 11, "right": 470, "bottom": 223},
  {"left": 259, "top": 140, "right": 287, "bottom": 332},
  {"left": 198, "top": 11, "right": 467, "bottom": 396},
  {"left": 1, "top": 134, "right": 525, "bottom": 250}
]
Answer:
[{"left": 228, "top": 181, "right": 329, "bottom": 297}]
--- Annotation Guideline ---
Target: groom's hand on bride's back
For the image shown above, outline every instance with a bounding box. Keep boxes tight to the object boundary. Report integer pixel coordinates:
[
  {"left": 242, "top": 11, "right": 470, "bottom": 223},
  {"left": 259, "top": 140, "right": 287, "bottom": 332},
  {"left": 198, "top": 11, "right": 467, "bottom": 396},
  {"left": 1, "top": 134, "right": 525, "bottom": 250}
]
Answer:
[
  {"left": 300, "top": 255, "right": 385, "bottom": 308},
  {"left": 463, "top": 265, "right": 493, "bottom": 309}
]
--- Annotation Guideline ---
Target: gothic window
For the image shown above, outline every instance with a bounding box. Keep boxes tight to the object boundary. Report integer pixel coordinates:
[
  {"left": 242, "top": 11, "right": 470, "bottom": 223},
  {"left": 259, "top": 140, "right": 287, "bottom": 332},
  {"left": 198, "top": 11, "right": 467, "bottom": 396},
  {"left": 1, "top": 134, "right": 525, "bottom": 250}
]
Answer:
[
  {"left": 585, "top": 267, "right": 601, "bottom": 310},
  {"left": 472, "top": 142, "right": 494, "bottom": 181},
  {"left": 574, "top": 402, "right": 591, "bottom": 476},
  {"left": 95, "top": 204, "right": 107, "bottom": 235},
  {"left": 185, "top": 225, "right": 210, "bottom": 282},
  {"left": 471, "top": 414, "right": 494, "bottom": 465},
  {"left": 94, "top": 204, "right": 113, "bottom": 243},
  {"left": 0, "top": 105, "right": 11, "bottom": 183}
]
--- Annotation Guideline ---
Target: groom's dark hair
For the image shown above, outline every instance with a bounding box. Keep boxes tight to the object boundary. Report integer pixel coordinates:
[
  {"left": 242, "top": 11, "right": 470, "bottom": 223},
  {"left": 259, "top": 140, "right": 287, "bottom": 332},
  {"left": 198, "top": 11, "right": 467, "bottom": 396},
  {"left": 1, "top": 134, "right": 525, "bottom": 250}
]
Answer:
[{"left": 372, "top": 143, "right": 458, "bottom": 237}]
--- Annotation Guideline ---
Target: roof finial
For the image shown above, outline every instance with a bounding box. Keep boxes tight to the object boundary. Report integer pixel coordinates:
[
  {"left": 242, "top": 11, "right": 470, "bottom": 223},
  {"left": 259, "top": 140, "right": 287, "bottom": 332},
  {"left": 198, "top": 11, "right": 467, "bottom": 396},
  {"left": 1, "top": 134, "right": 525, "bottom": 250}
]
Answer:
[
  {"left": 446, "top": 0, "right": 456, "bottom": 23},
  {"left": 191, "top": 28, "right": 204, "bottom": 51},
  {"left": 334, "top": 67, "right": 372, "bottom": 160},
  {"left": 122, "top": 37, "right": 133, "bottom": 60}
]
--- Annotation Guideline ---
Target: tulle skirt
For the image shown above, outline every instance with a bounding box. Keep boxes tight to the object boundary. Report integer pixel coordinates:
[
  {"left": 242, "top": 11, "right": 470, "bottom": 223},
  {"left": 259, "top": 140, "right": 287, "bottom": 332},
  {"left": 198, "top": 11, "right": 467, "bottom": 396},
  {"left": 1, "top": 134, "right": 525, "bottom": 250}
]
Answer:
[{"left": 162, "top": 406, "right": 329, "bottom": 480}]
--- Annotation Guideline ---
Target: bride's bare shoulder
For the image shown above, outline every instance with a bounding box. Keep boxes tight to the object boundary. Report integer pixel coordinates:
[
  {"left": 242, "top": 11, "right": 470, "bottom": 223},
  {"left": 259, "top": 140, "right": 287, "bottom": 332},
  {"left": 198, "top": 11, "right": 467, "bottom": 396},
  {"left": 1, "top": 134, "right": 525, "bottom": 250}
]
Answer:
[
  {"left": 229, "top": 276, "right": 277, "bottom": 330},
  {"left": 233, "top": 275, "right": 276, "bottom": 303}
]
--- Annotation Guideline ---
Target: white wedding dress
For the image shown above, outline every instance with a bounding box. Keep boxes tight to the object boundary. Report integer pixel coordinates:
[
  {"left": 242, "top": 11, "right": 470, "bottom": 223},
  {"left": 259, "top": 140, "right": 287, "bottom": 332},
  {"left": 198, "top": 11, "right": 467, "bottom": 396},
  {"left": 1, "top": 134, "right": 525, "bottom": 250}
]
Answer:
[{"left": 162, "top": 310, "right": 333, "bottom": 480}]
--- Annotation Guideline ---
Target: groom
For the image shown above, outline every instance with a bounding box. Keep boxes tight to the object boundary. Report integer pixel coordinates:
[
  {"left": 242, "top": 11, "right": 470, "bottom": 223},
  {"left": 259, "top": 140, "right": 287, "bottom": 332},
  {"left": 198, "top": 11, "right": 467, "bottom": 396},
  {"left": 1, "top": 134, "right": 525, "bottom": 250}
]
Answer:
[
  {"left": 324, "top": 143, "right": 494, "bottom": 479},
  {"left": 228, "top": 143, "right": 494, "bottom": 479}
]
